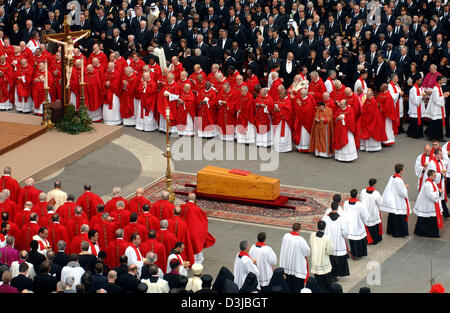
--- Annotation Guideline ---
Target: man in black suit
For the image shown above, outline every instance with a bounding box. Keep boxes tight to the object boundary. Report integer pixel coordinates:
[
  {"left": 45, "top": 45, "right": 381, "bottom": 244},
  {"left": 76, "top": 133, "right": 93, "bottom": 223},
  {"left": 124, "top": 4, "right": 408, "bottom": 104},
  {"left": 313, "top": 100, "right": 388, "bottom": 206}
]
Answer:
[
  {"left": 150, "top": 25, "right": 164, "bottom": 46},
  {"left": 206, "top": 6, "right": 219, "bottom": 24},
  {"left": 193, "top": 48, "right": 208, "bottom": 73},
  {"left": 388, "top": 60, "right": 404, "bottom": 83},
  {"left": 9, "top": 23, "right": 22, "bottom": 46},
  {"left": 163, "top": 34, "right": 178, "bottom": 61},
  {"left": 92, "top": 9, "right": 108, "bottom": 37},
  {"left": 33, "top": 261, "right": 57, "bottom": 293},
  {"left": 101, "top": 270, "right": 123, "bottom": 293},
  {"left": 33, "top": 1, "right": 48, "bottom": 28},
  {"left": 325, "top": 14, "right": 339, "bottom": 37},
  {"left": 163, "top": 259, "right": 186, "bottom": 290},
  {"left": 28, "top": 240, "right": 46, "bottom": 275},
  {"left": 268, "top": 50, "right": 283, "bottom": 70},
  {"left": 319, "top": 50, "right": 336, "bottom": 80},
  {"left": 305, "top": 31, "right": 319, "bottom": 52},
  {"left": 113, "top": 255, "right": 129, "bottom": 278},
  {"left": 11, "top": 263, "right": 33, "bottom": 292},
  {"left": 195, "top": 34, "right": 209, "bottom": 56},
  {"left": 135, "top": 20, "right": 151, "bottom": 51},
  {"left": 54, "top": 240, "right": 70, "bottom": 267},
  {"left": 47, "top": 251, "right": 62, "bottom": 282},
  {"left": 21, "top": 19, "right": 36, "bottom": 43},
  {"left": 396, "top": 46, "right": 411, "bottom": 74},
  {"left": 116, "top": 264, "right": 141, "bottom": 293},
  {"left": 208, "top": 39, "right": 224, "bottom": 68},
  {"left": 280, "top": 52, "right": 298, "bottom": 88},
  {"left": 130, "top": 6, "right": 146, "bottom": 34},
  {"left": 223, "top": 51, "right": 237, "bottom": 75},
  {"left": 181, "top": 49, "right": 195, "bottom": 75},
  {"left": 231, "top": 41, "right": 245, "bottom": 71},
  {"left": 19, "top": 2, "right": 34, "bottom": 26},
  {"left": 247, "top": 53, "right": 262, "bottom": 79},
  {"left": 106, "top": 28, "right": 127, "bottom": 56},
  {"left": 218, "top": 29, "right": 232, "bottom": 51},
  {"left": 90, "top": 263, "right": 108, "bottom": 292}
]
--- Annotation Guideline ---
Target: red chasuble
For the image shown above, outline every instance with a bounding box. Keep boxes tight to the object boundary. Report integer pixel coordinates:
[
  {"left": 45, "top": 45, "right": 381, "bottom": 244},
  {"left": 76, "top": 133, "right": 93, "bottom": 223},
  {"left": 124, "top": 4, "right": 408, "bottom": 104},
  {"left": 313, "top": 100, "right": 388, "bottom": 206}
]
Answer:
[
  {"left": 103, "top": 69, "right": 121, "bottom": 109},
  {"left": 345, "top": 92, "right": 361, "bottom": 122},
  {"left": 110, "top": 209, "right": 131, "bottom": 228},
  {"left": 137, "top": 212, "right": 161, "bottom": 232},
  {"left": 333, "top": 105, "right": 357, "bottom": 151},
  {"left": 180, "top": 201, "right": 216, "bottom": 254},
  {"left": 149, "top": 63, "right": 162, "bottom": 82},
  {"left": 156, "top": 229, "right": 178, "bottom": 256},
  {"left": 170, "top": 62, "right": 184, "bottom": 81},
  {"left": 19, "top": 222, "right": 40, "bottom": 251},
  {"left": 69, "top": 67, "right": 82, "bottom": 109},
  {"left": 31, "top": 69, "right": 52, "bottom": 109},
  {"left": 17, "top": 185, "right": 41, "bottom": 210},
  {"left": 107, "top": 238, "right": 129, "bottom": 268},
  {"left": 272, "top": 96, "right": 293, "bottom": 137},
  {"left": 358, "top": 96, "right": 388, "bottom": 142},
  {"left": 15, "top": 64, "right": 33, "bottom": 100},
  {"left": 168, "top": 216, "right": 195, "bottom": 265},
  {"left": 254, "top": 94, "right": 274, "bottom": 134},
  {"left": 85, "top": 70, "right": 104, "bottom": 112},
  {"left": 76, "top": 191, "right": 104, "bottom": 220},
  {"left": 0, "top": 176, "right": 21, "bottom": 203},
  {"left": 140, "top": 238, "right": 167, "bottom": 272},
  {"left": 159, "top": 80, "right": 180, "bottom": 125},
  {"left": 0, "top": 62, "right": 13, "bottom": 103},
  {"left": 48, "top": 222, "right": 69, "bottom": 252},
  {"left": 236, "top": 92, "right": 256, "bottom": 131},
  {"left": 330, "top": 84, "right": 346, "bottom": 104},
  {"left": 217, "top": 90, "right": 238, "bottom": 135},
  {"left": 377, "top": 91, "right": 397, "bottom": 128},
  {"left": 196, "top": 88, "right": 217, "bottom": 131},
  {"left": 308, "top": 78, "right": 327, "bottom": 103},
  {"left": 138, "top": 79, "right": 158, "bottom": 119},
  {"left": 177, "top": 90, "right": 196, "bottom": 127},
  {"left": 119, "top": 72, "right": 139, "bottom": 119},
  {"left": 50, "top": 59, "right": 62, "bottom": 101},
  {"left": 129, "top": 58, "right": 145, "bottom": 77},
  {"left": 151, "top": 200, "right": 175, "bottom": 221},
  {"left": 293, "top": 95, "right": 315, "bottom": 145},
  {"left": 128, "top": 196, "right": 151, "bottom": 215},
  {"left": 105, "top": 196, "right": 129, "bottom": 213},
  {"left": 269, "top": 78, "right": 282, "bottom": 101},
  {"left": 246, "top": 74, "right": 260, "bottom": 95},
  {"left": 88, "top": 51, "right": 108, "bottom": 68}
]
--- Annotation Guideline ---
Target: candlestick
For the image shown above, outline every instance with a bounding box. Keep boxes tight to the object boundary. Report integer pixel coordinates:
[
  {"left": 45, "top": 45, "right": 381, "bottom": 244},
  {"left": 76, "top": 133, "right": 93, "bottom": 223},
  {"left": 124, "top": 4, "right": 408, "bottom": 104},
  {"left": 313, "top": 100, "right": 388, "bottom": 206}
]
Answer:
[
  {"left": 44, "top": 62, "right": 48, "bottom": 88},
  {"left": 81, "top": 58, "right": 84, "bottom": 83}
]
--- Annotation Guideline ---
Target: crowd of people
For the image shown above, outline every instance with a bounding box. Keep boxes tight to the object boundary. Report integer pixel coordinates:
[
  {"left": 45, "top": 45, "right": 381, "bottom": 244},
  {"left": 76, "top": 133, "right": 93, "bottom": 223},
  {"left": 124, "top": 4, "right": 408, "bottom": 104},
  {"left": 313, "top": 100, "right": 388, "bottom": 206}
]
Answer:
[
  {"left": 0, "top": 0, "right": 448, "bottom": 161},
  {"left": 0, "top": 141, "right": 449, "bottom": 294}
]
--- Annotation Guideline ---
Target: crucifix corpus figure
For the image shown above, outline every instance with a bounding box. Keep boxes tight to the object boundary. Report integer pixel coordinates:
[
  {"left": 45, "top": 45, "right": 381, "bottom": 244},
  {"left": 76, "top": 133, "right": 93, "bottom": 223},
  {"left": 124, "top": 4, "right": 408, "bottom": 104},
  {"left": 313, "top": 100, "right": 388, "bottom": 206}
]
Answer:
[{"left": 46, "top": 32, "right": 89, "bottom": 89}]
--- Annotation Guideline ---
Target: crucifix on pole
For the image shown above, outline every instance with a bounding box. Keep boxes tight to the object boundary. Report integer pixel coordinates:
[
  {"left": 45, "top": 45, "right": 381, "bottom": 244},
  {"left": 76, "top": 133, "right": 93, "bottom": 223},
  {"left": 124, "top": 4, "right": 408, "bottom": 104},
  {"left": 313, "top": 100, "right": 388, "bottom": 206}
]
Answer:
[{"left": 43, "top": 15, "right": 90, "bottom": 110}]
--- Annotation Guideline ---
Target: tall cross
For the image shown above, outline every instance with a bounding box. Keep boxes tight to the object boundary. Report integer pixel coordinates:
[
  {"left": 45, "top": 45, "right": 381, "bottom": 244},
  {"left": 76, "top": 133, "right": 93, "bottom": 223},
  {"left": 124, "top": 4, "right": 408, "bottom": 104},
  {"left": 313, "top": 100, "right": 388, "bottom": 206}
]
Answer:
[{"left": 43, "top": 15, "right": 90, "bottom": 109}]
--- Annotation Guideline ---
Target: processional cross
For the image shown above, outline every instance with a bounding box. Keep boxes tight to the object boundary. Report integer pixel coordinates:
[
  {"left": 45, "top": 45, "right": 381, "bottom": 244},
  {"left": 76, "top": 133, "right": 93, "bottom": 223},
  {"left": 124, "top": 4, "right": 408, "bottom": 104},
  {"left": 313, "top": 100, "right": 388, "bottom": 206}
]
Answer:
[{"left": 43, "top": 15, "right": 90, "bottom": 109}]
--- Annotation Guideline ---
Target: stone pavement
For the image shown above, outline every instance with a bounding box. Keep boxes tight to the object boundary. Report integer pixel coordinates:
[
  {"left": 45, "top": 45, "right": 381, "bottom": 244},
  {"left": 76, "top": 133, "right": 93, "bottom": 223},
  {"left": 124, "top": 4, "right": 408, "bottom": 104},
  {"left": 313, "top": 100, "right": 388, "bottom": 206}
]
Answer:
[{"left": 33, "top": 126, "right": 450, "bottom": 292}]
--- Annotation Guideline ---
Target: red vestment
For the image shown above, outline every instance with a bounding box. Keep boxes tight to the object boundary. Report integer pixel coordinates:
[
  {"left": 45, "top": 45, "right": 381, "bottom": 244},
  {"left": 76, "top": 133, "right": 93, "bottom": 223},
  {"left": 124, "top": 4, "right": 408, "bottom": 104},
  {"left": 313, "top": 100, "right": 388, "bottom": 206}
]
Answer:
[
  {"left": 110, "top": 209, "right": 131, "bottom": 229},
  {"left": 67, "top": 215, "right": 89, "bottom": 241},
  {"left": 227, "top": 70, "right": 239, "bottom": 88},
  {"left": 272, "top": 96, "right": 293, "bottom": 136},
  {"left": 129, "top": 58, "right": 145, "bottom": 77},
  {"left": 124, "top": 222, "right": 147, "bottom": 243},
  {"left": 128, "top": 196, "right": 151, "bottom": 215},
  {"left": 69, "top": 232, "right": 89, "bottom": 254},
  {"left": 269, "top": 78, "right": 283, "bottom": 100},
  {"left": 93, "top": 219, "right": 119, "bottom": 252},
  {"left": 149, "top": 63, "right": 162, "bottom": 82},
  {"left": 293, "top": 95, "right": 315, "bottom": 146},
  {"left": 138, "top": 79, "right": 158, "bottom": 119},
  {"left": 85, "top": 70, "right": 104, "bottom": 111},
  {"left": 47, "top": 222, "right": 69, "bottom": 252},
  {"left": 180, "top": 201, "right": 215, "bottom": 254},
  {"left": 14, "top": 64, "right": 33, "bottom": 101},
  {"left": 170, "top": 62, "right": 184, "bottom": 81},
  {"left": 155, "top": 229, "right": 178, "bottom": 257},
  {"left": 168, "top": 216, "right": 195, "bottom": 265},
  {"left": 137, "top": 212, "right": 160, "bottom": 233},
  {"left": 57, "top": 201, "right": 88, "bottom": 227},
  {"left": 377, "top": 91, "right": 397, "bottom": 125},
  {"left": 17, "top": 186, "right": 41, "bottom": 210},
  {"left": 103, "top": 69, "right": 121, "bottom": 109},
  {"left": 236, "top": 92, "right": 255, "bottom": 135},
  {"left": 19, "top": 222, "right": 40, "bottom": 251},
  {"left": 330, "top": 85, "right": 346, "bottom": 104},
  {"left": 358, "top": 96, "right": 388, "bottom": 142},
  {"left": 333, "top": 105, "right": 358, "bottom": 150},
  {"left": 69, "top": 66, "right": 83, "bottom": 108},
  {"left": 254, "top": 94, "right": 274, "bottom": 134},
  {"left": 107, "top": 238, "right": 129, "bottom": 268},
  {"left": 177, "top": 90, "right": 196, "bottom": 130},
  {"left": 31, "top": 69, "right": 53, "bottom": 109},
  {"left": 159, "top": 80, "right": 180, "bottom": 125},
  {"left": 345, "top": 92, "right": 361, "bottom": 122},
  {"left": 105, "top": 196, "right": 129, "bottom": 213},
  {"left": 0, "top": 201, "right": 15, "bottom": 221},
  {"left": 308, "top": 78, "right": 327, "bottom": 103},
  {"left": 151, "top": 200, "right": 175, "bottom": 221},
  {"left": 217, "top": 90, "right": 238, "bottom": 135},
  {"left": 76, "top": 191, "right": 104, "bottom": 220},
  {"left": 31, "top": 201, "right": 49, "bottom": 226},
  {"left": 50, "top": 59, "right": 62, "bottom": 102},
  {"left": 14, "top": 209, "right": 32, "bottom": 229},
  {"left": 88, "top": 51, "right": 108, "bottom": 68},
  {"left": 246, "top": 74, "right": 260, "bottom": 95},
  {"left": 196, "top": 88, "right": 217, "bottom": 131},
  {"left": 119, "top": 72, "right": 139, "bottom": 118},
  {"left": 0, "top": 62, "right": 13, "bottom": 103},
  {"left": 0, "top": 175, "right": 21, "bottom": 203},
  {"left": 140, "top": 238, "right": 167, "bottom": 272}
]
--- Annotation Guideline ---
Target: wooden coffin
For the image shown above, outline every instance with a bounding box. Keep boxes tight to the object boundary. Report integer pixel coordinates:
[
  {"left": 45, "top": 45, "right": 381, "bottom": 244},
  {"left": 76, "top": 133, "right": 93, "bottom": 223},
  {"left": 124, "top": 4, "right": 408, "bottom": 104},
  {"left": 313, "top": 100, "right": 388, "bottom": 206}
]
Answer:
[{"left": 197, "top": 166, "right": 280, "bottom": 201}]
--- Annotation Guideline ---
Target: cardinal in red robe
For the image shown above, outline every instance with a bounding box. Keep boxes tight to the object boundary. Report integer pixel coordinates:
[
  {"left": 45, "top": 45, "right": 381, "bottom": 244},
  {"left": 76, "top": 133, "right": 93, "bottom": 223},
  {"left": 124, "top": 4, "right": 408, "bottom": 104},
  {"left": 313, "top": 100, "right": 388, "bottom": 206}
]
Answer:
[
  {"left": 105, "top": 194, "right": 129, "bottom": 213},
  {"left": 19, "top": 220, "right": 40, "bottom": 251},
  {"left": 93, "top": 216, "right": 120, "bottom": 252},
  {"left": 140, "top": 231, "right": 167, "bottom": 272},
  {"left": 107, "top": 232, "right": 130, "bottom": 268},
  {"left": 85, "top": 65, "right": 104, "bottom": 121},
  {"left": 345, "top": 88, "right": 361, "bottom": 123},
  {"left": 31, "top": 63, "right": 53, "bottom": 114},
  {"left": 76, "top": 188, "right": 104, "bottom": 220},
  {"left": 17, "top": 182, "right": 41, "bottom": 210},
  {"left": 168, "top": 211, "right": 195, "bottom": 265},
  {"left": 254, "top": 89, "right": 274, "bottom": 142},
  {"left": 377, "top": 84, "right": 397, "bottom": 145},
  {"left": 88, "top": 46, "right": 108, "bottom": 68},
  {"left": 67, "top": 212, "right": 89, "bottom": 241},
  {"left": 58, "top": 199, "right": 88, "bottom": 227},
  {"left": 358, "top": 90, "right": 388, "bottom": 145},
  {"left": 120, "top": 67, "right": 139, "bottom": 124},
  {"left": 0, "top": 171, "right": 21, "bottom": 203},
  {"left": 47, "top": 219, "right": 69, "bottom": 252},
  {"left": 292, "top": 91, "right": 316, "bottom": 152},
  {"left": 308, "top": 74, "right": 327, "bottom": 103},
  {"left": 124, "top": 217, "right": 147, "bottom": 243},
  {"left": 196, "top": 81, "right": 217, "bottom": 137},
  {"left": 50, "top": 54, "right": 62, "bottom": 102},
  {"left": 14, "top": 60, "right": 33, "bottom": 108},
  {"left": 69, "top": 63, "right": 83, "bottom": 109},
  {"left": 246, "top": 71, "right": 260, "bottom": 96},
  {"left": 137, "top": 207, "right": 161, "bottom": 233},
  {"left": 0, "top": 56, "right": 13, "bottom": 107},
  {"left": 333, "top": 100, "right": 359, "bottom": 153},
  {"left": 14, "top": 206, "right": 32, "bottom": 230},
  {"left": 151, "top": 194, "right": 175, "bottom": 221},
  {"left": 236, "top": 87, "right": 256, "bottom": 143},
  {"left": 269, "top": 75, "right": 283, "bottom": 101},
  {"left": 169, "top": 57, "right": 184, "bottom": 81},
  {"left": 217, "top": 83, "right": 238, "bottom": 140},
  {"left": 176, "top": 83, "right": 196, "bottom": 136},
  {"left": 128, "top": 189, "right": 151, "bottom": 215},
  {"left": 156, "top": 226, "right": 178, "bottom": 257},
  {"left": 137, "top": 73, "right": 158, "bottom": 124},
  {"left": 129, "top": 53, "right": 146, "bottom": 77},
  {"left": 110, "top": 207, "right": 131, "bottom": 229}
]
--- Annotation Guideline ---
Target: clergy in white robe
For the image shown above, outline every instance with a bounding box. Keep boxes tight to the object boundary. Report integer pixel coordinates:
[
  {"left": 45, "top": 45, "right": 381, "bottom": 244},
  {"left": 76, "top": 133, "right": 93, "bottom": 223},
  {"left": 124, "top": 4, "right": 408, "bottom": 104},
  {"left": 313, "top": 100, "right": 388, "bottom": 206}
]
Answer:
[
  {"left": 324, "top": 71, "right": 336, "bottom": 94},
  {"left": 324, "top": 194, "right": 347, "bottom": 222},
  {"left": 415, "top": 144, "right": 433, "bottom": 192},
  {"left": 166, "top": 243, "right": 189, "bottom": 277},
  {"left": 388, "top": 75, "right": 404, "bottom": 131},
  {"left": 125, "top": 234, "right": 144, "bottom": 277},
  {"left": 343, "top": 189, "right": 369, "bottom": 258},
  {"left": 279, "top": 223, "right": 311, "bottom": 293},
  {"left": 413, "top": 170, "right": 443, "bottom": 238},
  {"left": 233, "top": 240, "right": 260, "bottom": 290},
  {"left": 441, "top": 141, "right": 450, "bottom": 195},
  {"left": 309, "top": 221, "right": 335, "bottom": 292},
  {"left": 380, "top": 163, "right": 411, "bottom": 237},
  {"left": 406, "top": 77, "right": 426, "bottom": 138},
  {"left": 353, "top": 70, "right": 368, "bottom": 94},
  {"left": 425, "top": 76, "right": 446, "bottom": 141},
  {"left": 322, "top": 201, "right": 350, "bottom": 278},
  {"left": 248, "top": 233, "right": 277, "bottom": 290},
  {"left": 360, "top": 179, "right": 383, "bottom": 245},
  {"left": 421, "top": 148, "right": 450, "bottom": 218}
]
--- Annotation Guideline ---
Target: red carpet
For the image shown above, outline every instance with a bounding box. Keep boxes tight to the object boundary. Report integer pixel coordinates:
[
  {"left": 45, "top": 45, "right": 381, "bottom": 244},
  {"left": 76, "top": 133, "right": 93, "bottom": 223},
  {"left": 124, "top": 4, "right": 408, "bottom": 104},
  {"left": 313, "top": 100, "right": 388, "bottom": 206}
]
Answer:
[{"left": 141, "top": 173, "right": 342, "bottom": 231}]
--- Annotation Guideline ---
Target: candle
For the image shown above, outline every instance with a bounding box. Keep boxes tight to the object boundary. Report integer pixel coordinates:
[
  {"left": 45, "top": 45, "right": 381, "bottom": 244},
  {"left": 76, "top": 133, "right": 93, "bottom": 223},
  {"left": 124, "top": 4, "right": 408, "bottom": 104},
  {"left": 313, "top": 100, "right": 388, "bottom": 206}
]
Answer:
[
  {"left": 44, "top": 62, "right": 48, "bottom": 88},
  {"left": 81, "top": 58, "right": 84, "bottom": 83},
  {"left": 166, "top": 107, "right": 170, "bottom": 118}
]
